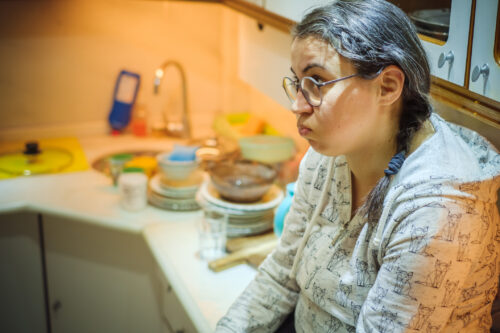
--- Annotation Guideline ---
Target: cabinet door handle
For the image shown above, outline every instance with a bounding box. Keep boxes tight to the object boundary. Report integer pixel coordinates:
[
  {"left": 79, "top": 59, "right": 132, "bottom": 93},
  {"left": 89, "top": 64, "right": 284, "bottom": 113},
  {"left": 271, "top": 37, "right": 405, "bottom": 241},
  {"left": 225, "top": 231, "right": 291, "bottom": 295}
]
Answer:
[
  {"left": 471, "top": 63, "right": 490, "bottom": 94},
  {"left": 438, "top": 51, "right": 454, "bottom": 68},
  {"left": 471, "top": 64, "right": 490, "bottom": 82},
  {"left": 52, "top": 300, "right": 62, "bottom": 312}
]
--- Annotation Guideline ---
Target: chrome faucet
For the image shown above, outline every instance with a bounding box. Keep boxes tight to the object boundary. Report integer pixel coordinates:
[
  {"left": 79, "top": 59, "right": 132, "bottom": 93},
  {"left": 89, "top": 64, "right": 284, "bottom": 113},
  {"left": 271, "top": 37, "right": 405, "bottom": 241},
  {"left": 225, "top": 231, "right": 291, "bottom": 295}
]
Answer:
[{"left": 153, "top": 60, "right": 191, "bottom": 139}]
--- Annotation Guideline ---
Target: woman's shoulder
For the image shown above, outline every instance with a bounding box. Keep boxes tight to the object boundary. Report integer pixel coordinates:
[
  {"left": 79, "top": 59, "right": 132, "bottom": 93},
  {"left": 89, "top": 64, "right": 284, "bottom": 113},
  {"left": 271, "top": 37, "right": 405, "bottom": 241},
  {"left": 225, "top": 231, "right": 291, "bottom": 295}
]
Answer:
[{"left": 392, "top": 113, "right": 499, "bottom": 197}]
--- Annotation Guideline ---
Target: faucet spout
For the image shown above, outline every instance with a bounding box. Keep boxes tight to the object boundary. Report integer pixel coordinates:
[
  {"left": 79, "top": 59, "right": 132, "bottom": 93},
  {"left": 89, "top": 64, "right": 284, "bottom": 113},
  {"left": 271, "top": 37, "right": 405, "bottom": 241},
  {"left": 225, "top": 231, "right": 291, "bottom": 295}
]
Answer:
[{"left": 153, "top": 60, "right": 191, "bottom": 139}]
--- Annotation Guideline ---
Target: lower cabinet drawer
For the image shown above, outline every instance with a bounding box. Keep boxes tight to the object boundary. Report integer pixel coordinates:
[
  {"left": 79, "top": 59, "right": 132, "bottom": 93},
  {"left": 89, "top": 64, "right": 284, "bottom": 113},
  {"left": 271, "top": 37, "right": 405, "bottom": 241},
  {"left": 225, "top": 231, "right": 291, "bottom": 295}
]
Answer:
[{"left": 156, "top": 266, "right": 197, "bottom": 333}]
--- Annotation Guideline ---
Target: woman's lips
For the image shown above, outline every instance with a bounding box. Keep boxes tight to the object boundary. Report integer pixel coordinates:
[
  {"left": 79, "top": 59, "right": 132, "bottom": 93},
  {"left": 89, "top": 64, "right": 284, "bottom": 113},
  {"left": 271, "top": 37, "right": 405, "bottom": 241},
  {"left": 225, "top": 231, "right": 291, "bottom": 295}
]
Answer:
[{"left": 298, "top": 125, "right": 311, "bottom": 136}]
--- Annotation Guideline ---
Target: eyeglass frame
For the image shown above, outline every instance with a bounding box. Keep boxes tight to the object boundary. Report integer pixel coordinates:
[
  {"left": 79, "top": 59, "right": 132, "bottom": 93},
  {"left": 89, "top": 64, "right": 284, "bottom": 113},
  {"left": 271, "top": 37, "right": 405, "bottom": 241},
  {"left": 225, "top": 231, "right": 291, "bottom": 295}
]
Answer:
[{"left": 282, "top": 68, "right": 384, "bottom": 107}]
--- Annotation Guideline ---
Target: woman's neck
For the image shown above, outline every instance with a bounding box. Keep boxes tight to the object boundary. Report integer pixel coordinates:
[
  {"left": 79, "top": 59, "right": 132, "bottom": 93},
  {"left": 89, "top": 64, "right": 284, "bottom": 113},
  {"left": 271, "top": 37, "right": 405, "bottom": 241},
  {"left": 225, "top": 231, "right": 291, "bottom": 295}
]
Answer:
[{"left": 346, "top": 120, "right": 399, "bottom": 210}]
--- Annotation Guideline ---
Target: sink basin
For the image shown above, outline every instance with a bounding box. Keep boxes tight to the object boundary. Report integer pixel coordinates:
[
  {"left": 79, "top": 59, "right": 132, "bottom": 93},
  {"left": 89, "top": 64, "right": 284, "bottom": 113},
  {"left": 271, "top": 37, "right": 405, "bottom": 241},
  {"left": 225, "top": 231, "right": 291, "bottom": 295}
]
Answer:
[{"left": 92, "top": 150, "right": 162, "bottom": 176}]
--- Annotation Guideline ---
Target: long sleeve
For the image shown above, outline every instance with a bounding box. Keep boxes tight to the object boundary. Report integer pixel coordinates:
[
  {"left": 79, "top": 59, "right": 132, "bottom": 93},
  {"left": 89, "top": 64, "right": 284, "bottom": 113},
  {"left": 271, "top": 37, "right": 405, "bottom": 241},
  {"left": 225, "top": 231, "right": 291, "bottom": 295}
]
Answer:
[
  {"left": 215, "top": 151, "right": 313, "bottom": 332},
  {"left": 356, "top": 186, "right": 499, "bottom": 332}
]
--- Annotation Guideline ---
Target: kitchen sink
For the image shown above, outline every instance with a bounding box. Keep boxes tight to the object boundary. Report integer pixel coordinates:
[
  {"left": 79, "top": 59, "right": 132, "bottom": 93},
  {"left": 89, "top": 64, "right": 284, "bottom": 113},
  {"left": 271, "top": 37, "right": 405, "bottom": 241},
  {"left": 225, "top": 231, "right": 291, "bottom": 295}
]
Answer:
[{"left": 91, "top": 150, "right": 162, "bottom": 176}]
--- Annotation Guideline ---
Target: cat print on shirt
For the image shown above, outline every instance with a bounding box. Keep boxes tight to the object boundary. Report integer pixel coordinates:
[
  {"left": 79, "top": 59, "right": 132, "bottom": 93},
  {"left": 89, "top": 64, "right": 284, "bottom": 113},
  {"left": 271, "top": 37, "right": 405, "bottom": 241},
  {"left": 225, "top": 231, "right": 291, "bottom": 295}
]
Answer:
[
  {"left": 461, "top": 283, "right": 480, "bottom": 302},
  {"left": 378, "top": 306, "right": 398, "bottom": 333},
  {"left": 409, "top": 225, "right": 430, "bottom": 254},
  {"left": 395, "top": 217, "right": 414, "bottom": 235},
  {"left": 426, "top": 323, "right": 441, "bottom": 333},
  {"left": 455, "top": 310, "right": 475, "bottom": 328},
  {"left": 314, "top": 165, "right": 327, "bottom": 190},
  {"left": 384, "top": 249, "right": 402, "bottom": 273},
  {"left": 457, "top": 233, "right": 471, "bottom": 262},
  {"left": 479, "top": 260, "right": 497, "bottom": 287},
  {"left": 478, "top": 312, "right": 493, "bottom": 331},
  {"left": 394, "top": 267, "right": 415, "bottom": 299},
  {"left": 369, "top": 286, "right": 388, "bottom": 312},
  {"left": 304, "top": 264, "right": 322, "bottom": 290},
  {"left": 321, "top": 204, "right": 339, "bottom": 223},
  {"left": 312, "top": 282, "right": 327, "bottom": 307},
  {"left": 473, "top": 206, "right": 491, "bottom": 244},
  {"left": 336, "top": 281, "right": 352, "bottom": 307},
  {"left": 441, "top": 280, "right": 459, "bottom": 307},
  {"left": 327, "top": 248, "right": 348, "bottom": 272},
  {"left": 475, "top": 248, "right": 496, "bottom": 273},
  {"left": 325, "top": 315, "right": 343, "bottom": 333},
  {"left": 416, "top": 259, "right": 451, "bottom": 289},
  {"left": 306, "top": 231, "right": 323, "bottom": 250},
  {"left": 355, "top": 259, "right": 371, "bottom": 287},
  {"left": 409, "top": 304, "right": 435, "bottom": 330},
  {"left": 484, "top": 287, "right": 497, "bottom": 306},
  {"left": 463, "top": 197, "right": 477, "bottom": 215},
  {"left": 351, "top": 301, "right": 361, "bottom": 320},
  {"left": 433, "top": 211, "right": 461, "bottom": 242}
]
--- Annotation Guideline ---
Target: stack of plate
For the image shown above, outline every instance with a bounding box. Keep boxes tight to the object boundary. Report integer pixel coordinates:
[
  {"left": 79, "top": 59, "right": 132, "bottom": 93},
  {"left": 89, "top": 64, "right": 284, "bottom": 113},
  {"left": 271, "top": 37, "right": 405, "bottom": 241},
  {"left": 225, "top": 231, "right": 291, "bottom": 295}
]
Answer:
[
  {"left": 148, "top": 173, "right": 202, "bottom": 211},
  {"left": 196, "top": 180, "right": 284, "bottom": 237}
]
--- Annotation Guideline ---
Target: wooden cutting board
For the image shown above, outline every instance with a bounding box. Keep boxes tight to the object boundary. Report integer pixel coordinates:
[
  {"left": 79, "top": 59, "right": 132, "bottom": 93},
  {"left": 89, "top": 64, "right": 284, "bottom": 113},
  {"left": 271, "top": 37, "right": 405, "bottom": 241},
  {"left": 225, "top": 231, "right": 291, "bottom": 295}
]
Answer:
[{"left": 208, "top": 232, "right": 278, "bottom": 272}]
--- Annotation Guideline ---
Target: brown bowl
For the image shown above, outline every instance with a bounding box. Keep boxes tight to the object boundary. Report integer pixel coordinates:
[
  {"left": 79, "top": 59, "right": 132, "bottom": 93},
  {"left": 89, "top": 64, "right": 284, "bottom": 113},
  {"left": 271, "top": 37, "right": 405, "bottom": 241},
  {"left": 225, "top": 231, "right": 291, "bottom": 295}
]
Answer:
[{"left": 208, "top": 160, "right": 277, "bottom": 203}]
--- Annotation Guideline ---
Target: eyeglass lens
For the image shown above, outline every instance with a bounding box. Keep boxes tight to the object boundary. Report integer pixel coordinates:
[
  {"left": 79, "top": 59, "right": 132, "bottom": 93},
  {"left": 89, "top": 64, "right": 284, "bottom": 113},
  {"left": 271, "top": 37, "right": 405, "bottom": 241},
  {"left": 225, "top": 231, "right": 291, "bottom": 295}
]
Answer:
[
  {"left": 283, "top": 77, "right": 322, "bottom": 107},
  {"left": 301, "top": 78, "right": 321, "bottom": 106}
]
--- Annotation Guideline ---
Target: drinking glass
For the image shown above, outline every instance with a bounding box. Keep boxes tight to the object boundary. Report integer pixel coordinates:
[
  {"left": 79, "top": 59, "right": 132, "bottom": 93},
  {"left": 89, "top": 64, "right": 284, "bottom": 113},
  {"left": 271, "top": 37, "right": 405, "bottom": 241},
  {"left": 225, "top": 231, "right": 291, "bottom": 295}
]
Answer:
[{"left": 197, "top": 209, "right": 227, "bottom": 261}]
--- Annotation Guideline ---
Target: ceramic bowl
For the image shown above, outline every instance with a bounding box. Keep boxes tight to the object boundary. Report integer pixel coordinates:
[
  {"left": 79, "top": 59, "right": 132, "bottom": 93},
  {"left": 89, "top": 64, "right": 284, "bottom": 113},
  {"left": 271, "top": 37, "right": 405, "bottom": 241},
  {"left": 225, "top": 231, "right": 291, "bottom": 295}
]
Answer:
[
  {"left": 238, "top": 135, "right": 295, "bottom": 164},
  {"left": 208, "top": 160, "right": 277, "bottom": 203},
  {"left": 156, "top": 152, "right": 199, "bottom": 181}
]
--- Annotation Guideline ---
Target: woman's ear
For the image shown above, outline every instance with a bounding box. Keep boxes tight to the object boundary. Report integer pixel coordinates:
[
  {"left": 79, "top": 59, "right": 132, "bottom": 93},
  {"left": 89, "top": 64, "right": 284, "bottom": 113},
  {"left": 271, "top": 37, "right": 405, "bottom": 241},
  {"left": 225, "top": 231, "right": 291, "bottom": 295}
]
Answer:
[{"left": 378, "top": 65, "right": 405, "bottom": 106}]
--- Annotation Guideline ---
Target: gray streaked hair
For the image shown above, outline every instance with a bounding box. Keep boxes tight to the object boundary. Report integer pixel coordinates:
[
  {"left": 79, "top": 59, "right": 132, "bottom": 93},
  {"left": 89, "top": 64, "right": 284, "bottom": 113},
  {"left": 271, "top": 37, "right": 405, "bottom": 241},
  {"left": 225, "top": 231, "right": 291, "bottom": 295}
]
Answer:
[{"left": 293, "top": 0, "right": 432, "bottom": 224}]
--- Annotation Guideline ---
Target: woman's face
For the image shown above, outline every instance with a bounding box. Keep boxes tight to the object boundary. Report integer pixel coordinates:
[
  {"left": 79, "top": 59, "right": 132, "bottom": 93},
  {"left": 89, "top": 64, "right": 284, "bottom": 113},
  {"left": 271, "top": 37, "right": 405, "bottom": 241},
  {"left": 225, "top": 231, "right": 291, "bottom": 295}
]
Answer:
[{"left": 290, "top": 36, "right": 386, "bottom": 157}]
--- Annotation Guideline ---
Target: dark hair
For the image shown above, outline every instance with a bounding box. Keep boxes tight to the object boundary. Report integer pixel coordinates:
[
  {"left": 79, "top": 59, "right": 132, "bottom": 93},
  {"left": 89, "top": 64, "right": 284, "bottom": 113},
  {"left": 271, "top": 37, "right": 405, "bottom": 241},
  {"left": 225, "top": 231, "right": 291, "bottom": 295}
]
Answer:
[{"left": 293, "top": 0, "right": 432, "bottom": 223}]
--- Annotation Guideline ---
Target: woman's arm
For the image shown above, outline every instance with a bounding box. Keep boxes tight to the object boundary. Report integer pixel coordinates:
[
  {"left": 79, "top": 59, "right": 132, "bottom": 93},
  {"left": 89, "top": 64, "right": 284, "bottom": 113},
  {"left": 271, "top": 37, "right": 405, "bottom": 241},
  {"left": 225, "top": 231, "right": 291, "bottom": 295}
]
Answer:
[
  {"left": 215, "top": 150, "right": 314, "bottom": 332},
  {"left": 357, "top": 192, "right": 498, "bottom": 332}
]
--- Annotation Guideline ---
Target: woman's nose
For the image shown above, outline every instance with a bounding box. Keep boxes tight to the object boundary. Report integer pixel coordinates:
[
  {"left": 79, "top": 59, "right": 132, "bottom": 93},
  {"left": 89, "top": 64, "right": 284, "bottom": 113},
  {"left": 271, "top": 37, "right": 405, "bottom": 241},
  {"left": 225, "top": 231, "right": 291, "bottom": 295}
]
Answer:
[{"left": 291, "top": 90, "right": 313, "bottom": 115}]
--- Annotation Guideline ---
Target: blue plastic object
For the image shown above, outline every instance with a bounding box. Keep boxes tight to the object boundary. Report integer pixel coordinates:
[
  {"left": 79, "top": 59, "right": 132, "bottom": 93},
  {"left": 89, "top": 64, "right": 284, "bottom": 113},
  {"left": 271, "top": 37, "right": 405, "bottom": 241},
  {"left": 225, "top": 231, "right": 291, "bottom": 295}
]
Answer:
[
  {"left": 168, "top": 144, "right": 199, "bottom": 162},
  {"left": 273, "top": 182, "right": 296, "bottom": 238},
  {"left": 108, "top": 70, "right": 141, "bottom": 131}
]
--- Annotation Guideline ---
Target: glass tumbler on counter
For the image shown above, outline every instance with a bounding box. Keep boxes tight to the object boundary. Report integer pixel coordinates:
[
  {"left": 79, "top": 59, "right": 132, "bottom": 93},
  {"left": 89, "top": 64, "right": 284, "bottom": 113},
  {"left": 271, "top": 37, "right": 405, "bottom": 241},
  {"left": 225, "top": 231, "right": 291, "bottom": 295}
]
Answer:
[{"left": 197, "top": 209, "right": 227, "bottom": 261}]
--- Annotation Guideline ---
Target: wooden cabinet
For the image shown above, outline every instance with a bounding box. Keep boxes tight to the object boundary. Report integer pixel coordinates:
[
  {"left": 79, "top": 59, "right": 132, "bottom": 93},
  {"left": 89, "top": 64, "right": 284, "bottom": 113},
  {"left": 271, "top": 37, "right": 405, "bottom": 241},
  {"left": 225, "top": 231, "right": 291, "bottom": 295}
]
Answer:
[
  {"left": 0, "top": 212, "right": 47, "bottom": 333},
  {"left": 156, "top": 266, "right": 198, "bottom": 333},
  {"left": 419, "top": 0, "right": 473, "bottom": 86},
  {"left": 469, "top": 0, "right": 500, "bottom": 101},
  {"left": 42, "top": 215, "right": 163, "bottom": 333},
  {"left": 1, "top": 212, "right": 166, "bottom": 333}
]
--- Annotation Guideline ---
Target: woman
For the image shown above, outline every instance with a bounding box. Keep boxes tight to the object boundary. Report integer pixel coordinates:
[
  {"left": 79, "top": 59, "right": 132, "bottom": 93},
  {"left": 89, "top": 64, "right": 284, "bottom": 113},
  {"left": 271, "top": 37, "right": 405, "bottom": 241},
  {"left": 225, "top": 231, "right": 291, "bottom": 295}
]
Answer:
[{"left": 217, "top": 0, "right": 500, "bottom": 332}]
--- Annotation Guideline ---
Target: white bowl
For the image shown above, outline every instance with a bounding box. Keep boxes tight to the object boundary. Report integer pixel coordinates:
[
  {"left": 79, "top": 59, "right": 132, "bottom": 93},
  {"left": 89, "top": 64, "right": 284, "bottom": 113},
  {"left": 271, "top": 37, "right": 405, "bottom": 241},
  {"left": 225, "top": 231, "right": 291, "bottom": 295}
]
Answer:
[{"left": 156, "top": 152, "right": 199, "bottom": 181}]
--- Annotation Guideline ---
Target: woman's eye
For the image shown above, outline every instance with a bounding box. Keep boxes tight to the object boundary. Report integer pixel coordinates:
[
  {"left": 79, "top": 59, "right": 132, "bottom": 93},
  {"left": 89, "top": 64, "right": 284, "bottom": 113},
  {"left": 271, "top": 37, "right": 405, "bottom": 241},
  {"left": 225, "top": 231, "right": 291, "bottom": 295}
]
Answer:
[{"left": 312, "top": 75, "right": 324, "bottom": 83}]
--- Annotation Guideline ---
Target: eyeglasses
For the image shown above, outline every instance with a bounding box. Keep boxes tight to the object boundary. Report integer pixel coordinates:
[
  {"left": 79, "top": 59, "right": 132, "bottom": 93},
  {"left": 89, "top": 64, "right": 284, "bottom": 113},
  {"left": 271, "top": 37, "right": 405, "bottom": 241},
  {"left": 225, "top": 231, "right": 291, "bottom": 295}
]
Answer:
[{"left": 282, "top": 73, "right": 358, "bottom": 107}]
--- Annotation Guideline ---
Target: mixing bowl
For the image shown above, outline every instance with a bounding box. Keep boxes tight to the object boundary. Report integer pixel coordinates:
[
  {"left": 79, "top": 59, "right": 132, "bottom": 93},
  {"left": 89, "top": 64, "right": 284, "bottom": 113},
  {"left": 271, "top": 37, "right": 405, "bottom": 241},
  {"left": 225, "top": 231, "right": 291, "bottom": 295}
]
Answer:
[{"left": 208, "top": 160, "right": 277, "bottom": 203}]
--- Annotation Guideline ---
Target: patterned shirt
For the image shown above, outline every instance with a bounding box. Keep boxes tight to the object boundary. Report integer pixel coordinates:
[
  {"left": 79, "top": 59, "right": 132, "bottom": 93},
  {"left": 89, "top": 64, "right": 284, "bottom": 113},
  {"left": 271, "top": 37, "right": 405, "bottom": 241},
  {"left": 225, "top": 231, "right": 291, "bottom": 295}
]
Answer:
[{"left": 216, "top": 113, "right": 500, "bottom": 332}]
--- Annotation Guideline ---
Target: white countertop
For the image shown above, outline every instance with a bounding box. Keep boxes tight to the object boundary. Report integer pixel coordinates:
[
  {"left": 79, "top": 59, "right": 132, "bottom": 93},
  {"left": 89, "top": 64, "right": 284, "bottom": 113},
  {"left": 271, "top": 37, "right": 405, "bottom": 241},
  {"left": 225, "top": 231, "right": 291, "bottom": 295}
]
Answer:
[{"left": 0, "top": 134, "right": 257, "bottom": 332}]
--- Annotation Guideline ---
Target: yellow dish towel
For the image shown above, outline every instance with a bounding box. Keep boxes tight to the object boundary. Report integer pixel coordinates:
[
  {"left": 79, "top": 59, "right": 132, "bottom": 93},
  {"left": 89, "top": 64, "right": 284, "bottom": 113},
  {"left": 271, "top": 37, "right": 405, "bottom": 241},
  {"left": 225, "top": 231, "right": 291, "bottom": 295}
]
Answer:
[{"left": 0, "top": 137, "right": 89, "bottom": 179}]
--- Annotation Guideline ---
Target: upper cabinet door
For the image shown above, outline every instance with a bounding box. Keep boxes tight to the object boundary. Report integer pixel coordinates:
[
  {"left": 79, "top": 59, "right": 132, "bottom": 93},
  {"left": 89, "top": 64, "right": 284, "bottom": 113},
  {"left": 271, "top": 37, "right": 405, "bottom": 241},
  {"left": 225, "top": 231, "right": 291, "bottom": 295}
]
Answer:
[
  {"left": 469, "top": 0, "right": 500, "bottom": 101},
  {"left": 264, "top": 0, "right": 331, "bottom": 22},
  {"left": 417, "top": 0, "right": 473, "bottom": 86}
]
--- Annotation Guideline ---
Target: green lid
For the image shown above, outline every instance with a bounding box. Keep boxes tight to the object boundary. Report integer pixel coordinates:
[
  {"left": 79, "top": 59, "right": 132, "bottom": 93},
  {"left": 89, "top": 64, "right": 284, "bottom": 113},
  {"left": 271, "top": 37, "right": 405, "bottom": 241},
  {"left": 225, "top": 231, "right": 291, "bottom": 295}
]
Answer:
[
  {"left": 110, "top": 153, "right": 133, "bottom": 162},
  {"left": 122, "top": 167, "right": 145, "bottom": 173}
]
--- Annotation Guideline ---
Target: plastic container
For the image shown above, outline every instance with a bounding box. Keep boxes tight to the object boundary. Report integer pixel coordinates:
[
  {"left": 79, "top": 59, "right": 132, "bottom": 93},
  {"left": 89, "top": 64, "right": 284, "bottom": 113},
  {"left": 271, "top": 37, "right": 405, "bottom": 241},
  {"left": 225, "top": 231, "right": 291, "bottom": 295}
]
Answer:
[
  {"left": 273, "top": 182, "right": 296, "bottom": 237},
  {"left": 239, "top": 135, "right": 295, "bottom": 164},
  {"left": 118, "top": 171, "right": 148, "bottom": 211},
  {"left": 131, "top": 104, "right": 148, "bottom": 137}
]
